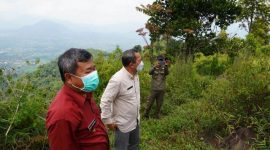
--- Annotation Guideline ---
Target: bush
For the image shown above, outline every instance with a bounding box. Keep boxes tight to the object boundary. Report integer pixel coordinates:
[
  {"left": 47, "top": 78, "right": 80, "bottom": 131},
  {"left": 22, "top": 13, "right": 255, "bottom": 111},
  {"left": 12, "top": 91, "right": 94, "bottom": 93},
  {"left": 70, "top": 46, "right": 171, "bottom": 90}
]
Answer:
[
  {"left": 259, "top": 44, "right": 270, "bottom": 55},
  {"left": 244, "top": 34, "right": 261, "bottom": 54},
  {"left": 140, "top": 100, "right": 225, "bottom": 150},
  {"left": 194, "top": 53, "right": 229, "bottom": 76},
  {"left": 203, "top": 55, "right": 270, "bottom": 148},
  {"left": 166, "top": 57, "right": 212, "bottom": 106}
]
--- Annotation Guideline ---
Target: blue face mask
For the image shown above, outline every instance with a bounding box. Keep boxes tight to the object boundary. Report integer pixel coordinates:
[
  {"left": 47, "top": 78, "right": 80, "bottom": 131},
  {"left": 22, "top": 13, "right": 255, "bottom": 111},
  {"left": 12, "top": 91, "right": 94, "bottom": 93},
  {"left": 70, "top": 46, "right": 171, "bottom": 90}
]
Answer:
[{"left": 71, "top": 70, "right": 99, "bottom": 92}]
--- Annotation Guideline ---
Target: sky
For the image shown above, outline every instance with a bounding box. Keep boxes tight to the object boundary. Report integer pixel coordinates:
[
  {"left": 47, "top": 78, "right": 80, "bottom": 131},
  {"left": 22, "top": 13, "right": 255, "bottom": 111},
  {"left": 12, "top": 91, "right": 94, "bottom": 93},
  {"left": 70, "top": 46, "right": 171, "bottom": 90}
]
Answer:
[
  {"left": 0, "top": 0, "right": 247, "bottom": 36},
  {"left": 0, "top": 0, "right": 154, "bottom": 28}
]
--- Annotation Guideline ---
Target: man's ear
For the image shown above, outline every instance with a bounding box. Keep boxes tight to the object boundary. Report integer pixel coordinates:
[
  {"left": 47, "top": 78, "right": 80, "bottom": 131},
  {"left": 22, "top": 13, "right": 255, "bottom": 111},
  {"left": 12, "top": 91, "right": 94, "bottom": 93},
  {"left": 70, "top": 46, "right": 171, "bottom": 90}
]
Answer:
[{"left": 64, "top": 73, "right": 73, "bottom": 84}]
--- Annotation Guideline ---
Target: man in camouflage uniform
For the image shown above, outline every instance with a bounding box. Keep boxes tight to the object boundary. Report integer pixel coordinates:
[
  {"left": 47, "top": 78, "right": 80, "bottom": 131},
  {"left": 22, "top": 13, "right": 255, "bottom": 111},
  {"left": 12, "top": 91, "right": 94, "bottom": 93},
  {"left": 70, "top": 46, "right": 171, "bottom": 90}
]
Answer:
[{"left": 144, "top": 55, "right": 169, "bottom": 119}]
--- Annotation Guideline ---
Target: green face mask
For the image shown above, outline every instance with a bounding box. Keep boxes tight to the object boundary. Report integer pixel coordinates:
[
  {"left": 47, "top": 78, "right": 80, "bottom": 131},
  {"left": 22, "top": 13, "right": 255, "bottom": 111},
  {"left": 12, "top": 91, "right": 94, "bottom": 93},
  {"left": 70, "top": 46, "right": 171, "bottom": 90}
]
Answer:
[{"left": 71, "top": 70, "right": 100, "bottom": 92}]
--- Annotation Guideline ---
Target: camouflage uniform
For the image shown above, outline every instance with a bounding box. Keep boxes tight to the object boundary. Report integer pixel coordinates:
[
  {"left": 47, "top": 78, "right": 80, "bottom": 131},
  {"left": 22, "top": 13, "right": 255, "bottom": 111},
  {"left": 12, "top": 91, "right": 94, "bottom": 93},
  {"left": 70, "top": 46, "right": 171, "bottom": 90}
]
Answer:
[{"left": 144, "top": 64, "right": 169, "bottom": 118}]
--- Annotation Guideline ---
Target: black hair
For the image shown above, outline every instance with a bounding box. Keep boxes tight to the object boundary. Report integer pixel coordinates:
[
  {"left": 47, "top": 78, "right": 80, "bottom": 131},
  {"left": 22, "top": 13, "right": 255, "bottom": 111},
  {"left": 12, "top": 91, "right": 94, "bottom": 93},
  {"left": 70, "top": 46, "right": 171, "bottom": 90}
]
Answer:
[
  {"left": 157, "top": 55, "right": 165, "bottom": 61},
  {"left": 122, "top": 49, "right": 139, "bottom": 67},
  {"left": 58, "top": 48, "right": 92, "bottom": 82}
]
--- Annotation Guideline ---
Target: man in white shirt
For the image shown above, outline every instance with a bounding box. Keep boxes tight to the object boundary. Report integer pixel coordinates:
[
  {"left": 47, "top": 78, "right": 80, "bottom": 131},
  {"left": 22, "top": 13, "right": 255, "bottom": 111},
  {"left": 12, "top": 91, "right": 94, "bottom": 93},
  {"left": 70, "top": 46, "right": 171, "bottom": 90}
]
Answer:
[{"left": 100, "top": 49, "right": 143, "bottom": 150}]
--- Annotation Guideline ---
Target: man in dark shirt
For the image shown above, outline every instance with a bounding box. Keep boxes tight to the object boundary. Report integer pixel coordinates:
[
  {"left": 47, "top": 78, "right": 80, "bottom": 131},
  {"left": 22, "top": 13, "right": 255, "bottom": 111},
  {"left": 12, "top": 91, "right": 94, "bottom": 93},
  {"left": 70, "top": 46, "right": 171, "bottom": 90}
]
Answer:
[
  {"left": 144, "top": 55, "right": 169, "bottom": 119},
  {"left": 46, "top": 48, "right": 109, "bottom": 150}
]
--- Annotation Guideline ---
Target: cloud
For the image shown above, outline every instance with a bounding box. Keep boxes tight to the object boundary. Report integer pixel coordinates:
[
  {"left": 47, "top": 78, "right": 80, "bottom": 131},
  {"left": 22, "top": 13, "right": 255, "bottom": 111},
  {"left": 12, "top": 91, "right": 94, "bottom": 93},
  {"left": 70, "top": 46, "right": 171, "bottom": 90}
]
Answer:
[{"left": 0, "top": 0, "right": 153, "bottom": 25}]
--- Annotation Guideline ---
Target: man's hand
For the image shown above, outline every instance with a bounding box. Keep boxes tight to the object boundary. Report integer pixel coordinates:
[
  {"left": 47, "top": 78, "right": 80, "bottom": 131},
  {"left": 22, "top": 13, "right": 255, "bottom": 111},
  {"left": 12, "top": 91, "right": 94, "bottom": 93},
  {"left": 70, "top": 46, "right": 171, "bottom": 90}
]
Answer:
[{"left": 106, "top": 123, "right": 118, "bottom": 131}]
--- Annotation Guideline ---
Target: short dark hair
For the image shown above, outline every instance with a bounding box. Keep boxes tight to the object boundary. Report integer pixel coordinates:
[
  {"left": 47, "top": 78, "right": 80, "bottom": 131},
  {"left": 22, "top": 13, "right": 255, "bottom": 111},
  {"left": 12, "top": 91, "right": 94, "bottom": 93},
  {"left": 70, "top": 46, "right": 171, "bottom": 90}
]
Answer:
[
  {"left": 122, "top": 49, "right": 139, "bottom": 67},
  {"left": 157, "top": 55, "right": 165, "bottom": 61},
  {"left": 58, "top": 48, "right": 92, "bottom": 82}
]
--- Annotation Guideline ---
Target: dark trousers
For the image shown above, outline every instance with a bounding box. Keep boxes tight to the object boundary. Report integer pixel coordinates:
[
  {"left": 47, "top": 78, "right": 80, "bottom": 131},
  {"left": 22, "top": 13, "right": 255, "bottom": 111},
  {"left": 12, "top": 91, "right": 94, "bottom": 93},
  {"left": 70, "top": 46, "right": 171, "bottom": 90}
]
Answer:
[
  {"left": 144, "top": 90, "right": 165, "bottom": 118},
  {"left": 114, "top": 124, "right": 140, "bottom": 150}
]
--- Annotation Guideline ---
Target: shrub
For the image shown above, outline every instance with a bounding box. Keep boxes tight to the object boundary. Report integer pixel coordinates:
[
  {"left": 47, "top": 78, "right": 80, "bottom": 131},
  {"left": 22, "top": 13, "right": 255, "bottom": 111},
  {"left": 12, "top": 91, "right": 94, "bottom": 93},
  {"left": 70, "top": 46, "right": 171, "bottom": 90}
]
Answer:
[
  {"left": 203, "top": 55, "right": 270, "bottom": 148},
  {"left": 260, "top": 44, "right": 270, "bottom": 55},
  {"left": 140, "top": 100, "right": 224, "bottom": 150},
  {"left": 194, "top": 53, "right": 229, "bottom": 76}
]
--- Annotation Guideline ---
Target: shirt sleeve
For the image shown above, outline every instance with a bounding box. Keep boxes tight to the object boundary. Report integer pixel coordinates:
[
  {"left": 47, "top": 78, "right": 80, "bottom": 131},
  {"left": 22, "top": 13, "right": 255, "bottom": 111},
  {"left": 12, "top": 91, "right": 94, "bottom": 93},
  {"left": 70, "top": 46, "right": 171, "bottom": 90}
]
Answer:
[
  {"left": 47, "top": 120, "right": 79, "bottom": 150},
  {"left": 100, "top": 77, "right": 120, "bottom": 124}
]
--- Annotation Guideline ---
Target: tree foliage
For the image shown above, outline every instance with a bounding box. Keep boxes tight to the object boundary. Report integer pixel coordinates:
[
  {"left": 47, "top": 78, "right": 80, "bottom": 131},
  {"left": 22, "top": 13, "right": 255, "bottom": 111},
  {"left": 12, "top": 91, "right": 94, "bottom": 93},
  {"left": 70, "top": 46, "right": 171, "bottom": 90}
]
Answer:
[
  {"left": 238, "top": 0, "right": 270, "bottom": 33},
  {"left": 137, "top": 0, "right": 241, "bottom": 56}
]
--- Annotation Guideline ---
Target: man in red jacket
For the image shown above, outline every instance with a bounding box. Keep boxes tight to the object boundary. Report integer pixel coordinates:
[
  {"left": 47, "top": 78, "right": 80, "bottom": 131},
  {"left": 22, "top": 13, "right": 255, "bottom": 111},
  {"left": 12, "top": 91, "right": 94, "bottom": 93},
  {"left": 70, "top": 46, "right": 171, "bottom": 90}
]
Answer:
[{"left": 46, "top": 48, "right": 109, "bottom": 150}]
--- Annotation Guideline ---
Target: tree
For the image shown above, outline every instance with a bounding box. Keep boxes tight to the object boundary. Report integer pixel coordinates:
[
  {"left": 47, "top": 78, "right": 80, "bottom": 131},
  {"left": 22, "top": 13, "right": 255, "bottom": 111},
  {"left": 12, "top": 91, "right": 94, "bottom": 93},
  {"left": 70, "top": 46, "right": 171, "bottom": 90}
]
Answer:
[
  {"left": 238, "top": 0, "right": 270, "bottom": 34},
  {"left": 137, "top": 0, "right": 241, "bottom": 57},
  {"left": 250, "top": 18, "right": 270, "bottom": 45}
]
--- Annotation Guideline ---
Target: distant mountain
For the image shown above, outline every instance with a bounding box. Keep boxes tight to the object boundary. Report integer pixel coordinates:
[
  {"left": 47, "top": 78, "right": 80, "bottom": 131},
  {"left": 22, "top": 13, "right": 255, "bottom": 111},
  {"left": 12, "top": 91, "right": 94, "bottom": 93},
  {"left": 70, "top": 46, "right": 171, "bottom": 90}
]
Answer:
[
  {"left": 0, "top": 20, "right": 144, "bottom": 50},
  {"left": 0, "top": 20, "right": 146, "bottom": 71}
]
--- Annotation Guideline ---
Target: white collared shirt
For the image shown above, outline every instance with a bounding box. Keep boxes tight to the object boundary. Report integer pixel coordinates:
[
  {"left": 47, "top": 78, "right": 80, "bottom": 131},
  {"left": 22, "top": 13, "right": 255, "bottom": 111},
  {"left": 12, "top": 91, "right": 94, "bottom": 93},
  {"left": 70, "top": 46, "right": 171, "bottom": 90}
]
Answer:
[{"left": 100, "top": 67, "right": 140, "bottom": 133}]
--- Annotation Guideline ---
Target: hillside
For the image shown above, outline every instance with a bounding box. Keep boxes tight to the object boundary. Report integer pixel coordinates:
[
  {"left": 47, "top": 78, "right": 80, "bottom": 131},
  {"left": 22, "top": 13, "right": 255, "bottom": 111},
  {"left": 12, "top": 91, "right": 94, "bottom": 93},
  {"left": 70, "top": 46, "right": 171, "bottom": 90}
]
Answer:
[{"left": 1, "top": 44, "right": 270, "bottom": 149}]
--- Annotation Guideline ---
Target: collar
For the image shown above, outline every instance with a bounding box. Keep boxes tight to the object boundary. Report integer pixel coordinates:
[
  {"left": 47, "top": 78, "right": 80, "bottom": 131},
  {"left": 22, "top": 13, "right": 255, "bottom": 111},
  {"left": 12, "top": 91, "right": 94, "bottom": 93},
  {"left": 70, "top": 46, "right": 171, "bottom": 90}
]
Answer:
[
  {"left": 121, "top": 67, "right": 136, "bottom": 80},
  {"left": 62, "top": 84, "right": 93, "bottom": 108}
]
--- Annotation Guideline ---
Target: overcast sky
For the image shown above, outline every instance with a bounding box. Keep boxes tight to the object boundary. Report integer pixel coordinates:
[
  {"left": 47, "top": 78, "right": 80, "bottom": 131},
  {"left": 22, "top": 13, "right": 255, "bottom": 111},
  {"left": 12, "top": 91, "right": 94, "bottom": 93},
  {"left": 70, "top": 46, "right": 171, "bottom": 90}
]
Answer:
[
  {"left": 0, "top": 0, "right": 154, "bottom": 28},
  {"left": 0, "top": 0, "right": 246, "bottom": 37}
]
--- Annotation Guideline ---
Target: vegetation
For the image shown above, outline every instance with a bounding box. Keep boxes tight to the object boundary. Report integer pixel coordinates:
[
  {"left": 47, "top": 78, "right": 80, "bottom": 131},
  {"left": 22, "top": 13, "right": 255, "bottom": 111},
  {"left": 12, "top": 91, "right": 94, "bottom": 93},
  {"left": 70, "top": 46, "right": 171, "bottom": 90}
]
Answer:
[
  {"left": 1, "top": 0, "right": 270, "bottom": 149},
  {"left": 136, "top": 0, "right": 241, "bottom": 57}
]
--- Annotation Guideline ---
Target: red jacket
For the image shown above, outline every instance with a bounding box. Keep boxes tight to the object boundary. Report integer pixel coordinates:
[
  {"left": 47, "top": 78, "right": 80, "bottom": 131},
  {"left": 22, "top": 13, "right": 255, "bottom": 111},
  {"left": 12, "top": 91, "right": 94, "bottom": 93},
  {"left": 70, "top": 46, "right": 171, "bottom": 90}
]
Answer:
[{"left": 46, "top": 84, "right": 109, "bottom": 150}]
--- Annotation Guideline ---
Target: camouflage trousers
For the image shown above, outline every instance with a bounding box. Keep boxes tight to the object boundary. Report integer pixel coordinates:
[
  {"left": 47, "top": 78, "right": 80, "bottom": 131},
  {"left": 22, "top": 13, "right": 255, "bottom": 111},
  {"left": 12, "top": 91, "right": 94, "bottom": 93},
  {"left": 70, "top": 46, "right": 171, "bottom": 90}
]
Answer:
[{"left": 144, "top": 90, "right": 165, "bottom": 119}]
